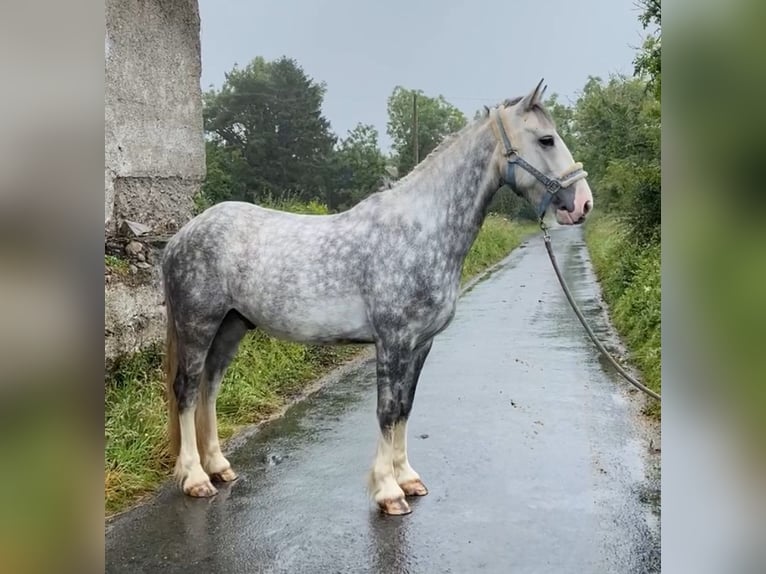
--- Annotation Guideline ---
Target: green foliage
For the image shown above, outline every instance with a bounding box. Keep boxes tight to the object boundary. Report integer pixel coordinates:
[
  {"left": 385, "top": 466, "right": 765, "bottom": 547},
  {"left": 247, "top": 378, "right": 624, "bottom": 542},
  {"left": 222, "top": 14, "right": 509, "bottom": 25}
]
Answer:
[
  {"left": 487, "top": 187, "right": 538, "bottom": 222},
  {"left": 461, "top": 216, "right": 537, "bottom": 281},
  {"left": 104, "top": 334, "right": 358, "bottom": 515},
  {"left": 328, "top": 123, "right": 388, "bottom": 211},
  {"left": 543, "top": 92, "right": 578, "bottom": 153},
  {"left": 570, "top": 75, "right": 661, "bottom": 242},
  {"left": 105, "top": 255, "right": 130, "bottom": 275},
  {"left": 199, "top": 57, "right": 391, "bottom": 214},
  {"left": 105, "top": 345, "right": 169, "bottom": 513},
  {"left": 201, "top": 140, "right": 250, "bottom": 207},
  {"left": 634, "top": 0, "right": 661, "bottom": 99},
  {"left": 585, "top": 216, "right": 661, "bottom": 416},
  {"left": 386, "top": 86, "right": 467, "bottom": 176},
  {"left": 203, "top": 56, "right": 337, "bottom": 205},
  {"left": 211, "top": 333, "right": 360, "bottom": 438},
  {"left": 600, "top": 155, "right": 661, "bottom": 244},
  {"left": 262, "top": 196, "right": 329, "bottom": 215}
]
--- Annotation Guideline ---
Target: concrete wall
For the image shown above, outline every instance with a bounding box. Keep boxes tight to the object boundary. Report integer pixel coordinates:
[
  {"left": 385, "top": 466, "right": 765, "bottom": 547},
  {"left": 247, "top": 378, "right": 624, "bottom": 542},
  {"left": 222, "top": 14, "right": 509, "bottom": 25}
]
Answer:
[
  {"left": 105, "top": 0, "right": 204, "bottom": 234},
  {"left": 105, "top": 0, "right": 205, "bottom": 363},
  {"left": 105, "top": 252, "right": 166, "bottom": 362}
]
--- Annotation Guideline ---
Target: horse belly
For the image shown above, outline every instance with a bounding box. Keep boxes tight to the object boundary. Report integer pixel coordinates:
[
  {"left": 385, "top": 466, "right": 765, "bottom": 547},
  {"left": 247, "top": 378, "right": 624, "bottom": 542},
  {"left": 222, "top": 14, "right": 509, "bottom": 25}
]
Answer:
[{"left": 254, "top": 295, "right": 373, "bottom": 344}]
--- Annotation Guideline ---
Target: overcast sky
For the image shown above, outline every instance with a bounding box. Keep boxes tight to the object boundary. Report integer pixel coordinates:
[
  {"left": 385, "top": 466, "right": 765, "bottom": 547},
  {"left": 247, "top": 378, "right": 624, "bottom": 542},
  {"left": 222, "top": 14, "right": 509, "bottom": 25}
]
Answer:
[{"left": 198, "top": 0, "right": 647, "bottom": 151}]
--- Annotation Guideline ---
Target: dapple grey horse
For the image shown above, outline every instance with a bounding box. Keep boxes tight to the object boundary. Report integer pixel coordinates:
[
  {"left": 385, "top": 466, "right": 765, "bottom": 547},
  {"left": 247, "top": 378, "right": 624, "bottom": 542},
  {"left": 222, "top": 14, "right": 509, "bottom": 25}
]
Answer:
[{"left": 162, "top": 80, "right": 593, "bottom": 515}]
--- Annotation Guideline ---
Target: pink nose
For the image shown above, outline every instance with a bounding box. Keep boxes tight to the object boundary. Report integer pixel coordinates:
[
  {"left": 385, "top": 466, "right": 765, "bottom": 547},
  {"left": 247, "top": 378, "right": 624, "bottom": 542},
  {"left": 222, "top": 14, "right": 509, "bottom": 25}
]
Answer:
[{"left": 571, "top": 183, "right": 593, "bottom": 222}]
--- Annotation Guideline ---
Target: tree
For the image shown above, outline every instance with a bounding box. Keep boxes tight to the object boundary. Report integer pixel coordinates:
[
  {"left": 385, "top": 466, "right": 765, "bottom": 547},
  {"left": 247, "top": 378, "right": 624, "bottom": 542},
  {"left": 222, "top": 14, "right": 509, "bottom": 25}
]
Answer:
[
  {"left": 543, "top": 93, "right": 577, "bottom": 153},
  {"left": 572, "top": 75, "right": 660, "bottom": 242},
  {"left": 634, "top": 0, "right": 661, "bottom": 98},
  {"left": 329, "top": 123, "right": 387, "bottom": 210},
  {"left": 201, "top": 141, "right": 248, "bottom": 205},
  {"left": 203, "top": 56, "right": 337, "bottom": 204},
  {"left": 386, "top": 87, "right": 467, "bottom": 176}
]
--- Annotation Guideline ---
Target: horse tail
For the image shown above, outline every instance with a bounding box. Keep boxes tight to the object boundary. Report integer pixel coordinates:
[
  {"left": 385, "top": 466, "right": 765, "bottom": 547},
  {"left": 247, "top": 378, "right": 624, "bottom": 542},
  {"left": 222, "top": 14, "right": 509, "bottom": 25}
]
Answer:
[{"left": 164, "top": 297, "right": 181, "bottom": 459}]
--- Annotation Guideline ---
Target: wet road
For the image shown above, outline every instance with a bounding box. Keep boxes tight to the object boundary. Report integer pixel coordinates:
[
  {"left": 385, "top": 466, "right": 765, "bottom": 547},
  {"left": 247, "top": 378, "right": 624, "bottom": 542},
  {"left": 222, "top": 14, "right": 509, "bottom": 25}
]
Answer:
[{"left": 106, "top": 226, "right": 661, "bottom": 573}]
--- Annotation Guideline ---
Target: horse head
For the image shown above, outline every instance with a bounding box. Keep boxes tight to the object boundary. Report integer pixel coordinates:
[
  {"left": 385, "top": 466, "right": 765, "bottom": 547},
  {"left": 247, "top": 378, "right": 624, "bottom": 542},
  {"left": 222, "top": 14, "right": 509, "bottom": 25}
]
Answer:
[{"left": 491, "top": 80, "right": 593, "bottom": 225}]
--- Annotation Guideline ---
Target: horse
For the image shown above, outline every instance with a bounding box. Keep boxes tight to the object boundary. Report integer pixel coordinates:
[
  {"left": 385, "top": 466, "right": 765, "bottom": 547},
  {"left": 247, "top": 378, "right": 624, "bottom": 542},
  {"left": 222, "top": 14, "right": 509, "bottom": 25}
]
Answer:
[{"left": 161, "top": 80, "right": 593, "bottom": 516}]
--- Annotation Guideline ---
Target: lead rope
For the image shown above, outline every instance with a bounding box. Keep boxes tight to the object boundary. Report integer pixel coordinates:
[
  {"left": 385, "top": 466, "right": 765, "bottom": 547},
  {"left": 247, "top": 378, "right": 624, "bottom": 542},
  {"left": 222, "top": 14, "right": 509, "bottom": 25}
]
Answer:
[{"left": 539, "top": 219, "right": 662, "bottom": 401}]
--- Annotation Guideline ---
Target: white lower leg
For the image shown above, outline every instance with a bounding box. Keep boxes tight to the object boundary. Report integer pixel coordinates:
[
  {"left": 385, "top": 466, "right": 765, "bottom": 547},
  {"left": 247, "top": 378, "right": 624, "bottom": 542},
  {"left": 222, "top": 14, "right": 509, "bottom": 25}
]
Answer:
[
  {"left": 196, "top": 399, "right": 231, "bottom": 476},
  {"left": 392, "top": 421, "right": 420, "bottom": 484},
  {"left": 368, "top": 431, "right": 405, "bottom": 504},
  {"left": 176, "top": 408, "right": 216, "bottom": 495}
]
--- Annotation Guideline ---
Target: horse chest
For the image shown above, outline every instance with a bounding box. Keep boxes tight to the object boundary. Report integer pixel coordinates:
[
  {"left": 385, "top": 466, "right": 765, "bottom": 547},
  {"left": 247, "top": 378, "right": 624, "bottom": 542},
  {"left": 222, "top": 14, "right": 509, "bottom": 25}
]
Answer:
[
  {"left": 403, "top": 284, "right": 459, "bottom": 339},
  {"left": 426, "top": 294, "right": 458, "bottom": 335}
]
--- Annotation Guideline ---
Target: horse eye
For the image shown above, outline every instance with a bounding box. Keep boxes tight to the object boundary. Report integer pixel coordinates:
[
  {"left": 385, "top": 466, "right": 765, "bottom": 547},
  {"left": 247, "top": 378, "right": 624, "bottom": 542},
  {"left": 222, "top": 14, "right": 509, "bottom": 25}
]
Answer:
[{"left": 539, "top": 136, "right": 555, "bottom": 148}]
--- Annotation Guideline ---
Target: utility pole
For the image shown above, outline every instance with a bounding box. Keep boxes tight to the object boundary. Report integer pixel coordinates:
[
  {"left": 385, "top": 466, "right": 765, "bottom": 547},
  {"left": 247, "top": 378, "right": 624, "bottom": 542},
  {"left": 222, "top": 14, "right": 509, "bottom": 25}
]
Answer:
[{"left": 413, "top": 92, "right": 419, "bottom": 165}]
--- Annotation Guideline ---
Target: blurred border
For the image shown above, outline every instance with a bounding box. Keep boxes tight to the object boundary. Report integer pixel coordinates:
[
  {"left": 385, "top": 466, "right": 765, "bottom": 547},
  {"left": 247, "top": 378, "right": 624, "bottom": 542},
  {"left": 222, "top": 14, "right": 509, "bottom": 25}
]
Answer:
[
  {"left": 3, "top": 0, "right": 766, "bottom": 572},
  {"left": 664, "top": 0, "right": 766, "bottom": 571},
  {"left": 0, "top": 1, "right": 105, "bottom": 573}
]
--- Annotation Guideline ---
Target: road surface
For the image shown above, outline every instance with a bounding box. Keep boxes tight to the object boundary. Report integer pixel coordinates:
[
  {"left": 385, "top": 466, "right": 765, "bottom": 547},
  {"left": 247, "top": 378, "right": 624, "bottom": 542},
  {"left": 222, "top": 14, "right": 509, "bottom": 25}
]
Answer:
[{"left": 106, "top": 226, "right": 661, "bottom": 573}]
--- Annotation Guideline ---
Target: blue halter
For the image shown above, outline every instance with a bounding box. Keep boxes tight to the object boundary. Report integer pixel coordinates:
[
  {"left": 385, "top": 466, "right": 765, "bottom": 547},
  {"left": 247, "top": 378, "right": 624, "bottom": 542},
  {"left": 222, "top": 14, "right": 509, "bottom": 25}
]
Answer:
[{"left": 493, "top": 113, "right": 587, "bottom": 220}]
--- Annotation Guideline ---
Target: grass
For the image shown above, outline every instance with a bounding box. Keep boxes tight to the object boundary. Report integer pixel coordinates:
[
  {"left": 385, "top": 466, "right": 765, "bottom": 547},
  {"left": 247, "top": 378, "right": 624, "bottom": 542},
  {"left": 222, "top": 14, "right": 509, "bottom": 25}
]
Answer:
[
  {"left": 584, "top": 214, "right": 661, "bottom": 417},
  {"left": 461, "top": 215, "right": 538, "bottom": 282},
  {"left": 104, "top": 213, "right": 533, "bottom": 515},
  {"left": 104, "top": 340, "right": 358, "bottom": 515},
  {"left": 105, "top": 254, "right": 130, "bottom": 276}
]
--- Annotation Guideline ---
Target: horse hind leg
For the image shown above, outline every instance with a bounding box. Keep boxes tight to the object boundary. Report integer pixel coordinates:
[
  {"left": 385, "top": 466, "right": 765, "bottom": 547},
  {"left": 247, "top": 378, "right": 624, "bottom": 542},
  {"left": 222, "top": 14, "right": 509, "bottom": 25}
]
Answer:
[
  {"left": 173, "top": 365, "right": 218, "bottom": 498},
  {"left": 196, "top": 310, "right": 253, "bottom": 483},
  {"left": 169, "top": 310, "right": 225, "bottom": 498}
]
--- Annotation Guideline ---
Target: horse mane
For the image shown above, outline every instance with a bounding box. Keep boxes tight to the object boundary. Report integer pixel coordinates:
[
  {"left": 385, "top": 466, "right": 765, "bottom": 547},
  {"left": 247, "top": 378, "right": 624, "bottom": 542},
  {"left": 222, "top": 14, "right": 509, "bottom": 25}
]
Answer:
[
  {"left": 370, "top": 93, "right": 554, "bottom": 196},
  {"left": 390, "top": 112, "right": 492, "bottom": 187}
]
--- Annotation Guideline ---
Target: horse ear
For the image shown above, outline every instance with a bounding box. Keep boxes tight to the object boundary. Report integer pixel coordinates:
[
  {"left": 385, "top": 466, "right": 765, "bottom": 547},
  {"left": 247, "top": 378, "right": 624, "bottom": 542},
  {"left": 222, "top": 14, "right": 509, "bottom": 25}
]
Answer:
[{"left": 519, "top": 78, "right": 545, "bottom": 111}]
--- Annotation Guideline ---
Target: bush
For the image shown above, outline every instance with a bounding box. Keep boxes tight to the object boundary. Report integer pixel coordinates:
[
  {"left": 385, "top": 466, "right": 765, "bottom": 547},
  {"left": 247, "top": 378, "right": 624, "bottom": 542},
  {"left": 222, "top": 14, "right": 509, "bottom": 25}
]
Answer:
[{"left": 585, "top": 215, "right": 661, "bottom": 415}]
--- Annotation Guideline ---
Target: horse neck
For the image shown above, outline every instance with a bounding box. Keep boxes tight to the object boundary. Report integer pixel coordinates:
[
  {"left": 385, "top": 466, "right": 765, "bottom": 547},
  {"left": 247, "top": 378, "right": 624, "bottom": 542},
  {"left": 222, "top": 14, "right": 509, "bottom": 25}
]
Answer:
[{"left": 396, "top": 121, "right": 502, "bottom": 261}]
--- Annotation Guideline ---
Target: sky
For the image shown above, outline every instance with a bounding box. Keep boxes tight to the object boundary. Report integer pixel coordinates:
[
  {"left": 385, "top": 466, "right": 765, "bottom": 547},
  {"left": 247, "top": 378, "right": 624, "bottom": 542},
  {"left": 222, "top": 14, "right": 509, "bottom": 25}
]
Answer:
[{"left": 198, "top": 0, "right": 648, "bottom": 152}]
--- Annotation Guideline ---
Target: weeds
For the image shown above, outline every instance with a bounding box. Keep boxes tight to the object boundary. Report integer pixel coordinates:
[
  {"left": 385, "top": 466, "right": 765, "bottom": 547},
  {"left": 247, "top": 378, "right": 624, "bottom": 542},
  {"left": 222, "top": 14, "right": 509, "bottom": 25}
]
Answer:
[
  {"left": 105, "top": 254, "right": 130, "bottom": 276},
  {"left": 585, "top": 215, "right": 661, "bottom": 416}
]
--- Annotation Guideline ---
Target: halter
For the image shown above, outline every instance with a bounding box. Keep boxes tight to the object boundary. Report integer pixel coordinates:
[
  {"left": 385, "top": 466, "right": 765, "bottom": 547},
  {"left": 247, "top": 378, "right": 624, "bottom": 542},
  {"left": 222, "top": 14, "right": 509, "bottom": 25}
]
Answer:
[{"left": 491, "top": 109, "right": 587, "bottom": 219}]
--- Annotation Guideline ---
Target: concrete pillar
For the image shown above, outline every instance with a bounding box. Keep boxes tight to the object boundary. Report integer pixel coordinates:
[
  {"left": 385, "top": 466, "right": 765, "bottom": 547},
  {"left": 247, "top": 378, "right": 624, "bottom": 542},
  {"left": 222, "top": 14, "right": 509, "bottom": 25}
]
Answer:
[{"left": 104, "top": 0, "right": 205, "bottom": 363}]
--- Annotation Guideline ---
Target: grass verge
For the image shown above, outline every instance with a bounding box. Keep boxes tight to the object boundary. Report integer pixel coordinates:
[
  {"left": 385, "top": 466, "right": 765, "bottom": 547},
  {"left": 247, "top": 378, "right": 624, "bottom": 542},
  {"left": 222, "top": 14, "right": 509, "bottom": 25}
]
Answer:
[
  {"left": 584, "top": 214, "right": 661, "bottom": 417},
  {"left": 105, "top": 214, "right": 534, "bottom": 515},
  {"left": 461, "top": 215, "right": 537, "bottom": 282}
]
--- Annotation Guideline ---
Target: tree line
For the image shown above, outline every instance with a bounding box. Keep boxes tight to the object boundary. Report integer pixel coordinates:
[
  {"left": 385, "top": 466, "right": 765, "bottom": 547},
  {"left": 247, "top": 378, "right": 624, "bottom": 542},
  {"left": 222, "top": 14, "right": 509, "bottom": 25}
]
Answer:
[
  {"left": 199, "top": 57, "right": 470, "bottom": 214},
  {"left": 199, "top": 0, "right": 660, "bottom": 241}
]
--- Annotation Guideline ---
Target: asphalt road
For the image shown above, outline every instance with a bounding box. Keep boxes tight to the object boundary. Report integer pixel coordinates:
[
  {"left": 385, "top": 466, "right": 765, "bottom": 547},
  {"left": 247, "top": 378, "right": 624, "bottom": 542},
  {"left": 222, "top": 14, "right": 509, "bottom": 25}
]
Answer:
[{"left": 106, "top": 226, "right": 661, "bottom": 574}]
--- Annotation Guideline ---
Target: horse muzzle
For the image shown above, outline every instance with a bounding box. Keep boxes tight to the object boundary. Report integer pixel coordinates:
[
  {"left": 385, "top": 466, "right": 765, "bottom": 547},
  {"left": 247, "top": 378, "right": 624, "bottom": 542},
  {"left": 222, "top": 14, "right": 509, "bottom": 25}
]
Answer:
[{"left": 554, "top": 178, "right": 593, "bottom": 225}]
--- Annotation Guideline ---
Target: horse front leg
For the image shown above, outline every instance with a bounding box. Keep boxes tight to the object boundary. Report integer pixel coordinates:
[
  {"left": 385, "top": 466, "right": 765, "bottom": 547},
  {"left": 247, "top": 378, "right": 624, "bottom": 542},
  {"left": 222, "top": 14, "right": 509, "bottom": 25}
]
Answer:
[
  {"left": 392, "top": 339, "right": 432, "bottom": 497},
  {"left": 369, "top": 341, "right": 413, "bottom": 515}
]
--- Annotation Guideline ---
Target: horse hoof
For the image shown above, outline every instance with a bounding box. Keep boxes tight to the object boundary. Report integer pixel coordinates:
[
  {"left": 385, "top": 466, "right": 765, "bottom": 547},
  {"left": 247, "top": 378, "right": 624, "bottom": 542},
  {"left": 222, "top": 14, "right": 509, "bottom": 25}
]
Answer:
[
  {"left": 400, "top": 479, "right": 428, "bottom": 497},
  {"left": 184, "top": 479, "right": 218, "bottom": 498},
  {"left": 210, "top": 467, "right": 238, "bottom": 483},
  {"left": 379, "top": 497, "right": 411, "bottom": 516}
]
